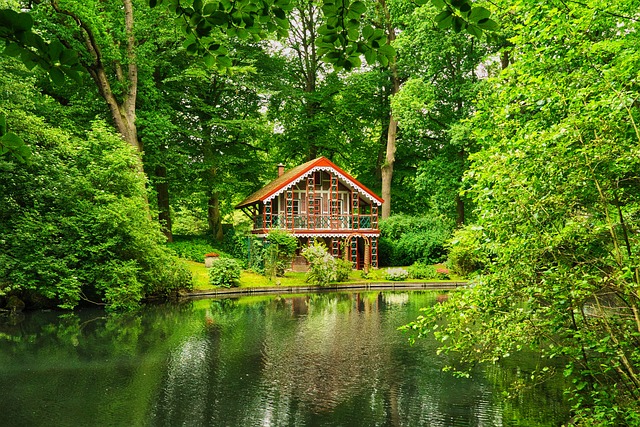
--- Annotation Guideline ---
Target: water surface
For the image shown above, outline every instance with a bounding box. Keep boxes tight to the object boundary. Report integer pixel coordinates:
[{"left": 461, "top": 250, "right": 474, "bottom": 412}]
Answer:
[{"left": 0, "top": 291, "right": 568, "bottom": 426}]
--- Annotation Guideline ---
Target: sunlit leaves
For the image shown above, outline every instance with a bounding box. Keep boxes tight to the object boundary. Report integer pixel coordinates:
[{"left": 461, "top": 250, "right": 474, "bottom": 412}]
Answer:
[
  {"left": 316, "top": 0, "right": 394, "bottom": 70},
  {"left": 149, "top": 0, "right": 293, "bottom": 71},
  {"left": 430, "top": 0, "right": 498, "bottom": 39},
  {"left": 0, "top": 9, "right": 83, "bottom": 86},
  {"left": 0, "top": 113, "right": 31, "bottom": 164}
]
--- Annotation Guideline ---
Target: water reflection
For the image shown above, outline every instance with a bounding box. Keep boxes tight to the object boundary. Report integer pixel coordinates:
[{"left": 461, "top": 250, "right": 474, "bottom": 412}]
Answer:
[{"left": 0, "top": 292, "right": 568, "bottom": 426}]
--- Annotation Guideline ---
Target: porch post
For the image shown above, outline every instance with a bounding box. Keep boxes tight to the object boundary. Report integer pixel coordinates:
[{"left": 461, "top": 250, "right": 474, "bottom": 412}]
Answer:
[
  {"left": 371, "top": 236, "right": 378, "bottom": 268},
  {"left": 351, "top": 190, "right": 359, "bottom": 230}
]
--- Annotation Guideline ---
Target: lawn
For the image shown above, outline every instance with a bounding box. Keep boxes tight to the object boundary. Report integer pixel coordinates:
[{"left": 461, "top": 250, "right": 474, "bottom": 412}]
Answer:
[{"left": 184, "top": 259, "right": 463, "bottom": 291}]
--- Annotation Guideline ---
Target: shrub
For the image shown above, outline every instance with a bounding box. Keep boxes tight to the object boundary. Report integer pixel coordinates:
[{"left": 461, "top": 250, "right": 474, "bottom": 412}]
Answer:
[
  {"left": 447, "top": 226, "right": 488, "bottom": 277},
  {"left": 335, "top": 258, "right": 353, "bottom": 282},
  {"left": 384, "top": 268, "right": 409, "bottom": 281},
  {"left": 379, "top": 214, "right": 454, "bottom": 266},
  {"left": 407, "top": 262, "right": 437, "bottom": 279},
  {"left": 167, "top": 235, "right": 220, "bottom": 263},
  {"left": 302, "top": 241, "right": 337, "bottom": 286},
  {"left": 435, "top": 267, "right": 450, "bottom": 280},
  {"left": 208, "top": 258, "right": 242, "bottom": 288},
  {"left": 0, "top": 116, "right": 191, "bottom": 310},
  {"left": 264, "top": 229, "right": 298, "bottom": 277}
]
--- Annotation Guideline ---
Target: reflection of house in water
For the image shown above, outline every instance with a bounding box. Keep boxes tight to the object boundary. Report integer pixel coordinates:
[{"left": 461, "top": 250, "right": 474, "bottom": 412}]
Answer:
[
  {"left": 236, "top": 157, "right": 383, "bottom": 270},
  {"left": 259, "top": 293, "right": 396, "bottom": 417}
]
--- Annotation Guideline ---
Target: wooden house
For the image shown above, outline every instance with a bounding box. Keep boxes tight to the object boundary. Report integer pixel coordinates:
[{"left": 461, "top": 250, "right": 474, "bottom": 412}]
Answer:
[{"left": 236, "top": 157, "right": 383, "bottom": 270}]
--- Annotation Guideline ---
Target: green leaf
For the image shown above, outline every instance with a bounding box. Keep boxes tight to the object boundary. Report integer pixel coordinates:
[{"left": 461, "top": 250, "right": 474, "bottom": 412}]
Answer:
[
  {"left": 49, "top": 67, "right": 65, "bottom": 86},
  {"left": 203, "top": 53, "right": 216, "bottom": 68},
  {"left": 431, "top": 0, "right": 446, "bottom": 8},
  {"left": 0, "top": 113, "right": 6, "bottom": 136},
  {"left": 62, "top": 68, "right": 82, "bottom": 84},
  {"left": 469, "top": 6, "right": 491, "bottom": 23},
  {"left": 436, "top": 11, "right": 453, "bottom": 29},
  {"left": 1, "top": 132, "right": 25, "bottom": 149},
  {"left": 459, "top": 2, "right": 471, "bottom": 13},
  {"left": 217, "top": 55, "right": 233, "bottom": 68},
  {"left": 3, "top": 42, "right": 21, "bottom": 58},
  {"left": 362, "top": 24, "right": 374, "bottom": 40},
  {"left": 203, "top": 2, "right": 217, "bottom": 15},
  {"left": 12, "top": 11, "right": 33, "bottom": 32},
  {"left": 466, "top": 24, "right": 482, "bottom": 39},
  {"left": 452, "top": 16, "right": 465, "bottom": 32},
  {"left": 378, "top": 43, "right": 395, "bottom": 58},
  {"left": 477, "top": 18, "right": 499, "bottom": 31},
  {"left": 349, "top": 1, "right": 367, "bottom": 14},
  {"left": 48, "top": 40, "right": 64, "bottom": 62},
  {"left": 364, "top": 48, "right": 376, "bottom": 64},
  {"left": 60, "top": 48, "right": 79, "bottom": 66}
]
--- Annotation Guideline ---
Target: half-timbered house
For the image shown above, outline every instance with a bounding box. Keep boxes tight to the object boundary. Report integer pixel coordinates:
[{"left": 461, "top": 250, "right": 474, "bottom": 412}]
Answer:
[{"left": 236, "top": 157, "right": 383, "bottom": 270}]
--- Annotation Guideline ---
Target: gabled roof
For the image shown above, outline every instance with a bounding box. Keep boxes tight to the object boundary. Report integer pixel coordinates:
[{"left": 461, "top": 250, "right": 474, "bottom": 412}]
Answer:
[{"left": 235, "top": 157, "right": 383, "bottom": 209}]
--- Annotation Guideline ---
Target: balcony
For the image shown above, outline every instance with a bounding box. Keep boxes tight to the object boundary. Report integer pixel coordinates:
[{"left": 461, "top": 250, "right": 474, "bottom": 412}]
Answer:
[{"left": 253, "top": 214, "right": 378, "bottom": 231}]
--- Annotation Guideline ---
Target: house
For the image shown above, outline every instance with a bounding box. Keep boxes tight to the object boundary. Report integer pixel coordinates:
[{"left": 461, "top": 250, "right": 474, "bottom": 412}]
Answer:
[{"left": 235, "top": 157, "right": 383, "bottom": 270}]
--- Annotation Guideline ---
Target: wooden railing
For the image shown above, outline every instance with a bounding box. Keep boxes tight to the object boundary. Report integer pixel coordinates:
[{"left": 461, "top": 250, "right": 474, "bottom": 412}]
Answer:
[{"left": 254, "top": 214, "right": 378, "bottom": 231}]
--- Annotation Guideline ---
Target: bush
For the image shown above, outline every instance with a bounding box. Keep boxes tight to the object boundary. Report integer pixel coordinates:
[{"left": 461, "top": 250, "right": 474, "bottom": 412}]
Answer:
[
  {"left": 302, "top": 241, "right": 337, "bottom": 286},
  {"left": 208, "top": 258, "right": 242, "bottom": 288},
  {"left": 435, "top": 267, "right": 450, "bottom": 280},
  {"left": 0, "top": 116, "right": 191, "bottom": 310},
  {"left": 379, "top": 214, "right": 454, "bottom": 266},
  {"left": 167, "top": 235, "right": 222, "bottom": 263},
  {"left": 407, "top": 262, "right": 437, "bottom": 279},
  {"left": 335, "top": 258, "right": 352, "bottom": 282},
  {"left": 447, "top": 226, "right": 488, "bottom": 277},
  {"left": 264, "top": 229, "right": 298, "bottom": 278},
  {"left": 384, "top": 268, "right": 409, "bottom": 281}
]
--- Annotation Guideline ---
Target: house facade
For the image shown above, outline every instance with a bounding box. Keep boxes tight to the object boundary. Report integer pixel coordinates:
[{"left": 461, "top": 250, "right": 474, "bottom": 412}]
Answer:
[{"left": 236, "top": 157, "right": 383, "bottom": 270}]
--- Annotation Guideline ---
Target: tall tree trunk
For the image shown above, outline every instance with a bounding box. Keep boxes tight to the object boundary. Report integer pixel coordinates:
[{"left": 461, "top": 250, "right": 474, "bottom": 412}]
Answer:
[
  {"left": 379, "top": 0, "right": 399, "bottom": 219},
  {"left": 53, "top": 0, "right": 140, "bottom": 152},
  {"left": 155, "top": 165, "right": 173, "bottom": 242},
  {"left": 381, "top": 114, "right": 397, "bottom": 219},
  {"left": 208, "top": 192, "right": 224, "bottom": 242}
]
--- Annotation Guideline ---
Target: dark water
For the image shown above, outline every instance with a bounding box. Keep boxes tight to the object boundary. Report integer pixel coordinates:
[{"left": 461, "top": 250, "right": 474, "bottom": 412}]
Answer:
[{"left": 0, "top": 291, "right": 568, "bottom": 426}]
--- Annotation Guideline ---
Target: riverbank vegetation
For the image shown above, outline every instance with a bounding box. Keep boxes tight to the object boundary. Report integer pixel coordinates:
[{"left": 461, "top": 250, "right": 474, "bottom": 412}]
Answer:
[{"left": 1, "top": 0, "right": 639, "bottom": 423}]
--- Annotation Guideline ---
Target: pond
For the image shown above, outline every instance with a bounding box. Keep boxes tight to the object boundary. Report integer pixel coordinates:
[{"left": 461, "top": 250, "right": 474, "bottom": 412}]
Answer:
[{"left": 0, "top": 291, "right": 569, "bottom": 426}]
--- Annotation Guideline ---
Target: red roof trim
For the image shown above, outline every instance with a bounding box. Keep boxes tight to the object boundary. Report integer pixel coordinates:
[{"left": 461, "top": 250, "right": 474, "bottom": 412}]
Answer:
[{"left": 236, "top": 157, "right": 383, "bottom": 208}]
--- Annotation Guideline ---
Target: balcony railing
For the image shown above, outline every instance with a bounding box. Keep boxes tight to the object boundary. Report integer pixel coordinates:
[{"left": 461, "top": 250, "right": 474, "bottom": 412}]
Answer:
[{"left": 253, "top": 214, "right": 378, "bottom": 231}]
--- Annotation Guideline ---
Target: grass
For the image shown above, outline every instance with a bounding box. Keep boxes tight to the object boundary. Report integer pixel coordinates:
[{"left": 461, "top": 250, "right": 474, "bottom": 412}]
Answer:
[
  {"left": 184, "top": 259, "right": 464, "bottom": 291},
  {"left": 184, "top": 260, "right": 210, "bottom": 289}
]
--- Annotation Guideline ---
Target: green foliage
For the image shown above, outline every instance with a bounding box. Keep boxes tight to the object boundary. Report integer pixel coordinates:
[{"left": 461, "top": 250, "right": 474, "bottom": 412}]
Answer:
[
  {"left": 263, "top": 229, "right": 298, "bottom": 278},
  {"left": 407, "top": 262, "right": 436, "bottom": 280},
  {"left": 0, "top": 9, "right": 83, "bottom": 85},
  {"left": 430, "top": 0, "right": 498, "bottom": 39},
  {"left": 151, "top": 0, "right": 294, "bottom": 71},
  {"left": 317, "top": 0, "right": 394, "bottom": 70},
  {"left": 0, "top": 114, "right": 191, "bottom": 310},
  {"left": 384, "top": 267, "right": 408, "bottom": 281},
  {"left": 0, "top": 113, "right": 31, "bottom": 163},
  {"left": 167, "top": 235, "right": 221, "bottom": 263},
  {"left": 335, "top": 258, "right": 352, "bottom": 282},
  {"left": 407, "top": 0, "right": 640, "bottom": 422},
  {"left": 379, "top": 214, "right": 454, "bottom": 266},
  {"left": 446, "top": 225, "right": 488, "bottom": 277},
  {"left": 208, "top": 258, "right": 241, "bottom": 288},
  {"left": 301, "top": 241, "right": 339, "bottom": 286}
]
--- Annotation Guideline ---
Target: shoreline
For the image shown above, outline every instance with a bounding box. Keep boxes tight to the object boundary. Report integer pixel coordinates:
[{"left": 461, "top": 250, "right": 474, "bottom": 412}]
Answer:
[{"left": 184, "top": 281, "right": 466, "bottom": 298}]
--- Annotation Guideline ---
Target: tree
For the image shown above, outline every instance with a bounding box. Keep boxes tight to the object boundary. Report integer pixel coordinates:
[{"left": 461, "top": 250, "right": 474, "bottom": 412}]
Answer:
[
  {"left": 391, "top": 2, "right": 488, "bottom": 225},
  {"left": 0, "top": 66, "right": 191, "bottom": 309},
  {"left": 406, "top": 0, "right": 640, "bottom": 423}
]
